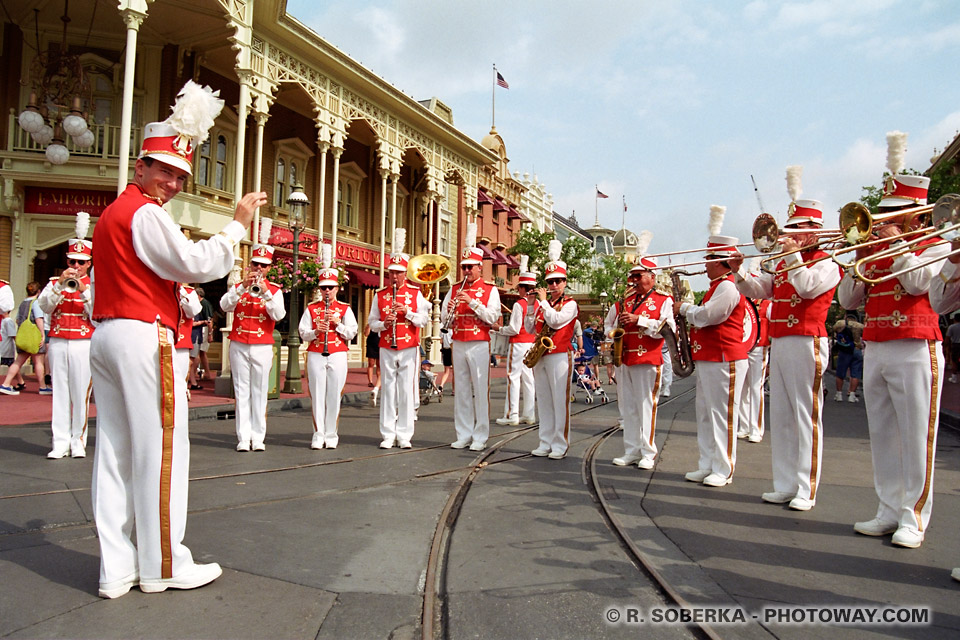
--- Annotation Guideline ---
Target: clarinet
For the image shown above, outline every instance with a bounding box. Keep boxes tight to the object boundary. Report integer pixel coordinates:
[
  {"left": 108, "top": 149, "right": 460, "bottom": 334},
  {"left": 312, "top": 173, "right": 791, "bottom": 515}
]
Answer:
[
  {"left": 320, "top": 290, "right": 331, "bottom": 357},
  {"left": 390, "top": 282, "right": 399, "bottom": 349}
]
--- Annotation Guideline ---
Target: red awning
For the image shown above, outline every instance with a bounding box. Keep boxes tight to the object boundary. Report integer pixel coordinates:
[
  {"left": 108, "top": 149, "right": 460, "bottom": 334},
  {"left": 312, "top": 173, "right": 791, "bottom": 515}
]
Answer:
[
  {"left": 507, "top": 205, "right": 528, "bottom": 222},
  {"left": 478, "top": 243, "right": 495, "bottom": 260},
  {"left": 346, "top": 266, "right": 381, "bottom": 288},
  {"left": 477, "top": 190, "right": 494, "bottom": 205},
  {"left": 505, "top": 254, "right": 520, "bottom": 268},
  {"left": 493, "top": 199, "right": 509, "bottom": 212},
  {"left": 491, "top": 249, "right": 510, "bottom": 265}
]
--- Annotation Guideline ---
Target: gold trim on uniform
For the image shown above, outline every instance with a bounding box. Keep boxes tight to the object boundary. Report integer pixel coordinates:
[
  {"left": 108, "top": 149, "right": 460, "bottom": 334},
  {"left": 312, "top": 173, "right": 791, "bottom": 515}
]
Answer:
[
  {"left": 156, "top": 322, "right": 176, "bottom": 579},
  {"left": 913, "top": 340, "right": 939, "bottom": 531},
  {"left": 808, "top": 337, "right": 823, "bottom": 499}
]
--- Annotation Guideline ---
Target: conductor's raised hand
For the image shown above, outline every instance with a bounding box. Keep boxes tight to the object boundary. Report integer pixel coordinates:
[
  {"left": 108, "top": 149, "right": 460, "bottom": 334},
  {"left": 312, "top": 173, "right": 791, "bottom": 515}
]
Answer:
[{"left": 234, "top": 192, "right": 268, "bottom": 229}]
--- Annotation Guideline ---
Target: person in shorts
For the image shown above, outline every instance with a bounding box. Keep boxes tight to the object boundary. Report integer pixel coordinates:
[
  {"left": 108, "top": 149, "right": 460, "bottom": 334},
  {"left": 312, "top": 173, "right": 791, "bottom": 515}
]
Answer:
[{"left": 832, "top": 312, "right": 864, "bottom": 402}]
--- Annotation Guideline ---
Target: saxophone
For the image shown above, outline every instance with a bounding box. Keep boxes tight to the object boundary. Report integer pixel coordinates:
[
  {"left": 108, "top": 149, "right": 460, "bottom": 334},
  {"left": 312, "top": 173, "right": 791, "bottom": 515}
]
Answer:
[
  {"left": 523, "top": 295, "right": 564, "bottom": 368},
  {"left": 660, "top": 269, "right": 695, "bottom": 378},
  {"left": 609, "top": 285, "right": 635, "bottom": 367}
]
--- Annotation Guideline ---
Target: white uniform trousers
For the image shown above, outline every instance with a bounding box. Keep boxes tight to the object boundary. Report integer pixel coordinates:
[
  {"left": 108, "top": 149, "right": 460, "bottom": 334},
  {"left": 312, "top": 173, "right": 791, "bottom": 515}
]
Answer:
[
  {"left": 502, "top": 342, "right": 536, "bottom": 421},
  {"left": 230, "top": 341, "right": 273, "bottom": 447},
  {"left": 738, "top": 345, "right": 768, "bottom": 440},
  {"left": 618, "top": 363, "right": 662, "bottom": 460},
  {"left": 533, "top": 351, "right": 573, "bottom": 455},
  {"left": 693, "top": 360, "right": 745, "bottom": 479},
  {"left": 863, "top": 339, "right": 942, "bottom": 534},
  {"left": 768, "top": 336, "right": 827, "bottom": 501},
  {"left": 452, "top": 340, "right": 491, "bottom": 445},
  {"left": 47, "top": 337, "right": 93, "bottom": 454},
  {"left": 379, "top": 347, "right": 419, "bottom": 445},
  {"left": 307, "top": 351, "right": 348, "bottom": 448},
  {"left": 91, "top": 320, "right": 196, "bottom": 585}
]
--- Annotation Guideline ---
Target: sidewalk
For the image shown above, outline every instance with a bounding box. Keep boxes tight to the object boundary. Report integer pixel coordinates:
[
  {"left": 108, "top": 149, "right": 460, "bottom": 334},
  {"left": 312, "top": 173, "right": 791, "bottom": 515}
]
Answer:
[{"left": 0, "top": 363, "right": 510, "bottom": 428}]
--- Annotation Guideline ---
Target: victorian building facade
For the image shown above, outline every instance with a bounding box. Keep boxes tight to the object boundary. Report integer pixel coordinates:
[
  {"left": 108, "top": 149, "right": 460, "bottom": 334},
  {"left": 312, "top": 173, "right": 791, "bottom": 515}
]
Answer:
[{"left": 1, "top": 0, "right": 508, "bottom": 365}]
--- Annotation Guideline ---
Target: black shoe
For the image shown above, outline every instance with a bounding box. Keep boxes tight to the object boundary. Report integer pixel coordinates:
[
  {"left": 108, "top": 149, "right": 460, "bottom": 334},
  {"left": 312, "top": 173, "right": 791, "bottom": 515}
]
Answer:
[
  {"left": 14, "top": 383, "right": 26, "bottom": 391},
  {"left": 45, "top": 375, "right": 52, "bottom": 385}
]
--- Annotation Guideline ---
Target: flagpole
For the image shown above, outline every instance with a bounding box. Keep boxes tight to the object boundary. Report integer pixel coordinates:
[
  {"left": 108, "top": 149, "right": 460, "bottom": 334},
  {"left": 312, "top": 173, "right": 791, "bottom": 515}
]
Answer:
[
  {"left": 595, "top": 185, "right": 599, "bottom": 227},
  {"left": 622, "top": 196, "right": 626, "bottom": 229},
  {"left": 492, "top": 63, "right": 496, "bottom": 129}
]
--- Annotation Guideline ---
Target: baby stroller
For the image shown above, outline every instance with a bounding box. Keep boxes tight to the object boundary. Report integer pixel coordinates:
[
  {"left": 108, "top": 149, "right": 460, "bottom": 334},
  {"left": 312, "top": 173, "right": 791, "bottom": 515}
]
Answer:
[
  {"left": 419, "top": 360, "right": 443, "bottom": 405},
  {"left": 571, "top": 359, "right": 609, "bottom": 404}
]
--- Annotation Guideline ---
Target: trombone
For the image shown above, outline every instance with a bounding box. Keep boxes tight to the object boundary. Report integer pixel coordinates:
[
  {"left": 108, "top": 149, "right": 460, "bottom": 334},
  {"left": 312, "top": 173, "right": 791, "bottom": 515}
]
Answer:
[{"left": 850, "top": 194, "right": 960, "bottom": 285}]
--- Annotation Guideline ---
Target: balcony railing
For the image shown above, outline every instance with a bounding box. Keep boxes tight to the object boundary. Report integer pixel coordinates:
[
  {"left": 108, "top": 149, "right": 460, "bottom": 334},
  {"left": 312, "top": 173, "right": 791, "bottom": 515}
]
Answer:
[{"left": 7, "top": 111, "right": 141, "bottom": 161}]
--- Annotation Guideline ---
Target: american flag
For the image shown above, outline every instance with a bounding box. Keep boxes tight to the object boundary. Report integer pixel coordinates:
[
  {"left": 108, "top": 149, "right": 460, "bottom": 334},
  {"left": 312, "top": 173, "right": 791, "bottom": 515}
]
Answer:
[
  {"left": 496, "top": 72, "right": 509, "bottom": 89},
  {"left": 596, "top": 188, "right": 609, "bottom": 199}
]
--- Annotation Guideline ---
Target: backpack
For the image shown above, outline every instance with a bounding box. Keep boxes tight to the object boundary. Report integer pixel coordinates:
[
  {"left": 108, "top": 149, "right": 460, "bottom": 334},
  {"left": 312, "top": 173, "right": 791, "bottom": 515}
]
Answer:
[{"left": 834, "top": 322, "right": 855, "bottom": 354}]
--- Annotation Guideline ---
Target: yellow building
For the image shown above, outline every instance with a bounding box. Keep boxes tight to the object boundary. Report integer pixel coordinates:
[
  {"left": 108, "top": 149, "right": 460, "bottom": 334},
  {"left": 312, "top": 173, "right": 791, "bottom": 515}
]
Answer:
[{"left": 1, "top": 0, "right": 501, "bottom": 366}]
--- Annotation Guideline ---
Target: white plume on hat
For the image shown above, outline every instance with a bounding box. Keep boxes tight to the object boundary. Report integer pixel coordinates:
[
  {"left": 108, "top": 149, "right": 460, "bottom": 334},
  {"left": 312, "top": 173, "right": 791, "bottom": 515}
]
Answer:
[
  {"left": 167, "top": 80, "right": 225, "bottom": 146},
  {"left": 464, "top": 221, "right": 477, "bottom": 249},
  {"left": 636, "top": 230, "right": 653, "bottom": 255},
  {"left": 886, "top": 130, "right": 908, "bottom": 176},
  {"left": 258, "top": 217, "right": 272, "bottom": 245},
  {"left": 548, "top": 239, "right": 562, "bottom": 263},
  {"left": 785, "top": 165, "right": 803, "bottom": 202},
  {"left": 321, "top": 242, "right": 332, "bottom": 269},
  {"left": 708, "top": 205, "right": 726, "bottom": 235},
  {"left": 519, "top": 254, "right": 529, "bottom": 272},
  {"left": 393, "top": 227, "right": 406, "bottom": 253},
  {"left": 74, "top": 211, "right": 90, "bottom": 239}
]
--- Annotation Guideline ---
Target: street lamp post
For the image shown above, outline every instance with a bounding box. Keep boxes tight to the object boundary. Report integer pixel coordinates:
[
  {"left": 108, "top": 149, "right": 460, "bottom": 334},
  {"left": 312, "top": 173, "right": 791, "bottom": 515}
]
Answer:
[{"left": 282, "top": 184, "right": 309, "bottom": 393}]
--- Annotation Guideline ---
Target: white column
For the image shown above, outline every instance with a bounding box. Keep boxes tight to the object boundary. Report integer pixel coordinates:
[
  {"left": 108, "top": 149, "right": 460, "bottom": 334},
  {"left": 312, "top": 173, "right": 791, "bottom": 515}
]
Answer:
[
  {"left": 379, "top": 169, "right": 388, "bottom": 289},
  {"left": 330, "top": 146, "right": 343, "bottom": 257},
  {"left": 251, "top": 111, "right": 268, "bottom": 240},
  {"left": 389, "top": 171, "right": 399, "bottom": 243},
  {"left": 316, "top": 141, "right": 329, "bottom": 242},
  {"left": 116, "top": 8, "right": 147, "bottom": 195}
]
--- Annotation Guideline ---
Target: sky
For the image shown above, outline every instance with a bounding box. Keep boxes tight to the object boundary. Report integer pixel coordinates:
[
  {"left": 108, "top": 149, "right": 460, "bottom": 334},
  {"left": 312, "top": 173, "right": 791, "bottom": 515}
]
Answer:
[{"left": 284, "top": 0, "right": 960, "bottom": 262}]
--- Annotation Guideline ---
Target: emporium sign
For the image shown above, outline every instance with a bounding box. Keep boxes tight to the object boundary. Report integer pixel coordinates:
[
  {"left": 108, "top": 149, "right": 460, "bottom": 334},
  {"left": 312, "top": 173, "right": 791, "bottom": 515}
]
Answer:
[
  {"left": 24, "top": 187, "right": 114, "bottom": 216},
  {"left": 270, "top": 227, "right": 382, "bottom": 268}
]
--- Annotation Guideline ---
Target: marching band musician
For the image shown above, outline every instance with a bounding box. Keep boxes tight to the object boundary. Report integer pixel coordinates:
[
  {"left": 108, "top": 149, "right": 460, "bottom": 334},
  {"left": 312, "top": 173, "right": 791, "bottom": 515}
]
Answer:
[
  {"left": 441, "top": 221, "right": 501, "bottom": 451},
  {"left": 368, "top": 228, "right": 429, "bottom": 449},
  {"left": 220, "top": 217, "right": 286, "bottom": 452},
  {"left": 525, "top": 239, "right": 578, "bottom": 459},
  {"left": 300, "top": 244, "right": 358, "bottom": 449},
  {"left": 604, "top": 253, "right": 675, "bottom": 469},
  {"left": 176, "top": 284, "right": 202, "bottom": 397},
  {"left": 674, "top": 212, "right": 749, "bottom": 488},
  {"left": 737, "top": 292, "right": 770, "bottom": 444},
  {"left": 838, "top": 132, "right": 947, "bottom": 549},
  {"left": 90, "top": 80, "right": 265, "bottom": 598},
  {"left": 494, "top": 255, "right": 537, "bottom": 427},
  {"left": 730, "top": 170, "right": 840, "bottom": 511},
  {"left": 37, "top": 213, "right": 94, "bottom": 459}
]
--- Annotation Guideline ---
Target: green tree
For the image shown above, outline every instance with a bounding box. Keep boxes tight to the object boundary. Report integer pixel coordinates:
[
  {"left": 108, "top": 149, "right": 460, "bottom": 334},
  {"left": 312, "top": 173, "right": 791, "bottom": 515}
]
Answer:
[
  {"left": 589, "top": 254, "right": 632, "bottom": 301},
  {"left": 508, "top": 227, "right": 593, "bottom": 288}
]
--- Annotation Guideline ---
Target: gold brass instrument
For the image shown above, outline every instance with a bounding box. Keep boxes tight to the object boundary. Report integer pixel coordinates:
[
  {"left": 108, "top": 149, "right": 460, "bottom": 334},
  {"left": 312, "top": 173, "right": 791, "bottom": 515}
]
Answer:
[
  {"left": 829, "top": 200, "right": 936, "bottom": 268},
  {"left": 660, "top": 269, "right": 695, "bottom": 378},
  {"left": 523, "top": 295, "right": 564, "bottom": 368},
  {"left": 441, "top": 277, "right": 469, "bottom": 333},
  {"left": 851, "top": 193, "right": 960, "bottom": 285},
  {"left": 609, "top": 285, "right": 636, "bottom": 368},
  {"left": 407, "top": 253, "right": 453, "bottom": 299},
  {"left": 63, "top": 277, "right": 81, "bottom": 293}
]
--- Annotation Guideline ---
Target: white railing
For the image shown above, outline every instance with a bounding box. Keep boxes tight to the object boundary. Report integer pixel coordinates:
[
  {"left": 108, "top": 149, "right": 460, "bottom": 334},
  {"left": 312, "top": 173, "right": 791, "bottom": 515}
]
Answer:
[{"left": 7, "top": 110, "right": 140, "bottom": 161}]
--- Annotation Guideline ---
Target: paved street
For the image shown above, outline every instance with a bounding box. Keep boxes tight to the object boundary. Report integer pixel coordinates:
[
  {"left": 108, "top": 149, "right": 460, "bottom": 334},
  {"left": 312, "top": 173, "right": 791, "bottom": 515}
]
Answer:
[{"left": 1, "top": 373, "right": 959, "bottom": 639}]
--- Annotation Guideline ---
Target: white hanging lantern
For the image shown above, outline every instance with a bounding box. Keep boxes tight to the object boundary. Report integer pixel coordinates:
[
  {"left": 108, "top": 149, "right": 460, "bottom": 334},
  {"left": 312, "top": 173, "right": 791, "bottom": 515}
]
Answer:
[
  {"left": 31, "top": 124, "right": 54, "bottom": 146},
  {"left": 18, "top": 107, "right": 45, "bottom": 134},
  {"left": 73, "top": 128, "right": 95, "bottom": 149},
  {"left": 45, "top": 132, "right": 70, "bottom": 165}
]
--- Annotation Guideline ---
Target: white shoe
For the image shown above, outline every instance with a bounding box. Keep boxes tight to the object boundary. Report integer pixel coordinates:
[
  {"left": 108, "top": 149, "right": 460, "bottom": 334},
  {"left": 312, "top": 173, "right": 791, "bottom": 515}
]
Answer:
[
  {"left": 71, "top": 446, "right": 86, "bottom": 458},
  {"left": 748, "top": 434, "right": 762, "bottom": 443},
  {"left": 637, "top": 457, "right": 655, "bottom": 470},
  {"left": 612, "top": 455, "right": 641, "bottom": 466},
  {"left": 737, "top": 432, "right": 748, "bottom": 440},
  {"left": 496, "top": 417, "right": 519, "bottom": 426},
  {"left": 236, "top": 442, "right": 250, "bottom": 452},
  {"left": 310, "top": 440, "right": 324, "bottom": 450},
  {"left": 548, "top": 450, "right": 566, "bottom": 460},
  {"left": 380, "top": 439, "right": 395, "bottom": 449},
  {"left": 469, "top": 441, "right": 486, "bottom": 451},
  {"left": 951, "top": 568, "right": 960, "bottom": 582},
  {"left": 450, "top": 439, "right": 470, "bottom": 449},
  {"left": 530, "top": 446, "right": 550, "bottom": 457},
  {"left": 789, "top": 497, "right": 815, "bottom": 511},
  {"left": 891, "top": 527, "right": 923, "bottom": 548},
  {"left": 950, "top": 375, "right": 958, "bottom": 384},
  {"left": 371, "top": 387, "right": 379, "bottom": 406},
  {"left": 854, "top": 518, "right": 898, "bottom": 536},
  {"left": 99, "top": 571, "right": 140, "bottom": 598},
  {"left": 660, "top": 387, "right": 671, "bottom": 397},
  {"left": 593, "top": 389, "right": 603, "bottom": 396},
  {"left": 47, "top": 448, "right": 69, "bottom": 459},
  {"left": 325, "top": 441, "right": 338, "bottom": 450},
  {"left": 834, "top": 391, "right": 844, "bottom": 402},
  {"left": 398, "top": 441, "right": 412, "bottom": 449},
  {"left": 685, "top": 469, "right": 711, "bottom": 483},
  {"left": 762, "top": 491, "right": 795, "bottom": 504},
  {"left": 848, "top": 393, "right": 859, "bottom": 403},
  {"left": 251, "top": 442, "right": 265, "bottom": 452},
  {"left": 519, "top": 417, "right": 537, "bottom": 425},
  {"left": 140, "top": 562, "right": 222, "bottom": 594},
  {"left": 702, "top": 473, "right": 731, "bottom": 487}
]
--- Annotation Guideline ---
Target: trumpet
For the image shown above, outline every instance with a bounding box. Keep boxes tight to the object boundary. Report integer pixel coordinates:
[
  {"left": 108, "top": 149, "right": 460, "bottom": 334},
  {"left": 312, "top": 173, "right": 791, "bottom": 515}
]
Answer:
[
  {"left": 63, "top": 277, "right": 81, "bottom": 293},
  {"left": 850, "top": 193, "right": 960, "bottom": 285}
]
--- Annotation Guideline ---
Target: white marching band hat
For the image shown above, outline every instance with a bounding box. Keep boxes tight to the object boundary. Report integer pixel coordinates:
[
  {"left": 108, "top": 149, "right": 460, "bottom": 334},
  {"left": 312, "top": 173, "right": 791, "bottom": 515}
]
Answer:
[
  {"left": 460, "top": 221, "right": 483, "bottom": 265},
  {"left": 784, "top": 165, "right": 824, "bottom": 227},
  {"left": 631, "top": 231, "right": 655, "bottom": 272},
  {"left": 139, "top": 80, "right": 224, "bottom": 175},
  {"left": 703, "top": 205, "right": 739, "bottom": 258},
  {"left": 544, "top": 239, "right": 567, "bottom": 280},
  {"left": 317, "top": 243, "right": 339, "bottom": 287},
  {"left": 388, "top": 228, "right": 409, "bottom": 272},
  {"left": 517, "top": 254, "right": 537, "bottom": 286},
  {"left": 879, "top": 131, "right": 929, "bottom": 208},
  {"left": 251, "top": 217, "right": 274, "bottom": 264},
  {"left": 67, "top": 211, "right": 92, "bottom": 260}
]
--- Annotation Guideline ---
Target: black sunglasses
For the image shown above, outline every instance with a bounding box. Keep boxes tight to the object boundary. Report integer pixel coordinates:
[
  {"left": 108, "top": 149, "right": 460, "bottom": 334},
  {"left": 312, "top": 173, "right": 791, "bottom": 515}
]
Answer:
[
  {"left": 319, "top": 285, "right": 336, "bottom": 291},
  {"left": 461, "top": 265, "right": 476, "bottom": 271},
  {"left": 67, "top": 259, "right": 89, "bottom": 266}
]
